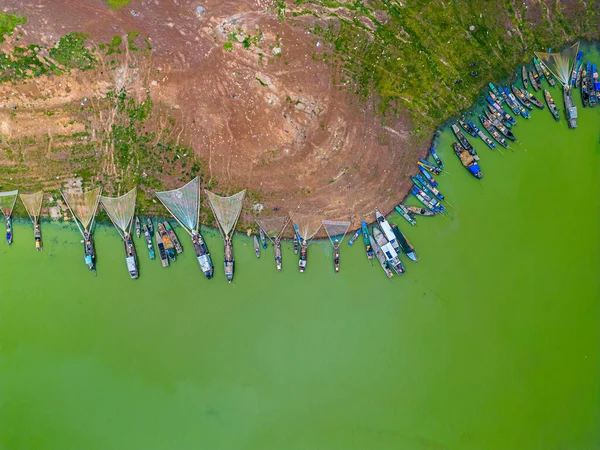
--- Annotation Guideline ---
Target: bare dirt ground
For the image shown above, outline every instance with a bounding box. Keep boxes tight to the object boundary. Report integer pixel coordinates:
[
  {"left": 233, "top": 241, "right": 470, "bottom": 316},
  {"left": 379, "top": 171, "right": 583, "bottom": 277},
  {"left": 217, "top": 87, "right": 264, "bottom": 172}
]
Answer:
[{"left": 1, "top": 0, "right": 422, "bottom": 226}]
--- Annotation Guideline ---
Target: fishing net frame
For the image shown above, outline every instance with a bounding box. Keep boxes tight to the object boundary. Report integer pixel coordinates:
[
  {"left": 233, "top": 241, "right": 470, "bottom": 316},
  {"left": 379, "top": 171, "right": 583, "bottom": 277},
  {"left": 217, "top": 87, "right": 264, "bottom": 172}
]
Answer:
[
  {"left": 20, "top": 191, "right": 44, "bottom": 223},
  {"left": 155, "top": 177, "right": 201, "bottom": 236},
  {"left": 322, "top": 219, "right": 352, "bottom": 246},
  {"left": 100, "top": 187, "right": 137, "bottom": 240},
  {"left": 291, "top": 212, "right": 322, "bottom": 244},
  {"left": 0, "top": 190, "right": 18, "bottom": 219},
  {"left": 60, "top": 187, "right": 102, "bottom": 236},
  {"left": 535, "top": 42, "right": 580, "bottom": 88},
  {"left": 256, "top": 215, "right": 291, "bottom": 242},
  {"left": 205, "top": 189, "right": 246, "bottom": 238}
]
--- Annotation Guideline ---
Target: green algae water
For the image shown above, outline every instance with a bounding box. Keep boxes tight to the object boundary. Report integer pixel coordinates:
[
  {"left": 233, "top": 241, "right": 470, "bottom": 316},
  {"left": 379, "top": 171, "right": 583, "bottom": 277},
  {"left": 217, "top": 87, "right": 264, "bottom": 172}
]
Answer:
[{"left": 2, "top": 81, "right": 600, "bottom": 449}]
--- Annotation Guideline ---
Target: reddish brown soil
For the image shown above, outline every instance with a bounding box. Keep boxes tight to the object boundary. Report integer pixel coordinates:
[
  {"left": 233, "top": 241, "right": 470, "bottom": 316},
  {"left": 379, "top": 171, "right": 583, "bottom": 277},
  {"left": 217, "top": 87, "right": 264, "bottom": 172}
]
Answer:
[{"left": 1, "top": 0, "right": 420, "bottom": 226}]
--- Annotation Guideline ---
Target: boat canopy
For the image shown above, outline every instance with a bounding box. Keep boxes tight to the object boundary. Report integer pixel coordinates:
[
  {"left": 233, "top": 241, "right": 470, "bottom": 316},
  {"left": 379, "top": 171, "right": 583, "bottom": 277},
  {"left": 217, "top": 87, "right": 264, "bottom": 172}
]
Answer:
[
  {"left": 100, "top": 187, "right": 137, "bottom": 239},
  {"left": 0, "top": 189, "right": 18, "bottom": 218},
  {"left": 535, "top": 42, "right": 579, "bottom": 88},
  {"left": 322, "top": 220, "right": 351, "bottom": 246},
  {"left": 256, "top": 215, "right": 290, "bottom": 241},
  {"left": 20, "top": 191, "right": 43, "bottom": 222},
  {"left": 205, "top": 189, "right": 246, "bottom": 238},
  {"left": 61, "top": 187, "right": 102, "bottom": 233},
  {"left": 156, "top": 177, "right": 200, "bottom": 236}
]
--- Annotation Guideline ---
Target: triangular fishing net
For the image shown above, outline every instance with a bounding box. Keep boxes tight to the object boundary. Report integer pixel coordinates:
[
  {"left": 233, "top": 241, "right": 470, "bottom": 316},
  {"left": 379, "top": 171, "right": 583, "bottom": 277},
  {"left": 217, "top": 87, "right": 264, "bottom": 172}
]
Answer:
[
  {"left": 256, "top": 216, "right": 289, "bottom": 240},
  {"left": 205, "top": 189, "right": 245, "bottom": 237},
  {"left": 61, "top": 187, "right": 102, "bottom": 229},
  {"left": 156, "top": 177, "right": 200, "bottom": 234},
  {"left": 292, "top": 212, "right": 322, "bottom": 242},
  {"left": 322, "top": 220, "right": 351, "bottom": 245},
  {"left": 100, "top": 187, "right": 137, "bottom": 234},
  {"left": 20, "top": 191, "right": 43, "bottom": 221},
  {"left": 0, "top": 190, "right": 18, "bottom": 218},
  {"left": 535, "top": 42, "right": 579, "bottom": 87}
]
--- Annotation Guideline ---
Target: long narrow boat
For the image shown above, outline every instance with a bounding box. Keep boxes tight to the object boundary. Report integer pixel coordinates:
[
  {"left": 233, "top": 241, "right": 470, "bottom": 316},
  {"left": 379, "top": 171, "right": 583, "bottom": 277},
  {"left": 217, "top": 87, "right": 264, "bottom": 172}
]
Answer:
[
  {"left": 146, "top": 217, "right": 154, "bottom": 236},
  {"left": 164, "top": 221, "right": 183, "bottom": 254},
  {"left": 484, "top": 110, "right": 516, "bottom": 141},
  {"left": 419, "top": 166, "right": 438, "bottom": 187},
  {"left": 347, "top": 227, "right": 361, "bottom": 246},
  {"left": 143, "top": 224, "right": 155, "bottom": 259},
  {"left": 157, "top": 222, "right": 176, "bottom": 261},
  {"left": 593, "top": 64, "right": 600, "bottom": 93},
  {"left": 391, "top": 224, "right": 418, "bottom": 262},
  {"left": 361, "top": 220, "right": 374, "bottom": 260},
  {"left": 274, "top": 238, "right": 282, "bottom": 271},
  {"left": 406, "top": 206, "right": 434, "bottom": 216},
  {"left": 581, "top": 65, "right": 589, "bottom": 107},
  {"left": 430, "top": 147, "right": 443, "bottom": 169},
  {"left": 504, "top": 87, "right": 530, "bottom": 118},
  {"left": 576, "top": 64, "right": 583, "bottom": 88},
  {"left": 587, "top": 62, "right": 597, "bottom": 107},
  {"left": 500, "top": 88, "right": 521, "bottom": 115},
  {"left": 529, "top": 70, "right": 541, "bottom": 91},
  {"left": 544, "top": 89, "right": 560, "bottom": 121},
  {"left": 452, "top": 124, "right": 478, "bottom": 158},
  {"left": 571, "top": 51, "right": 583, "bottom": 86},
  {"left": 487, "top": 102, "right": 516, "bottom": 126},
  {"left": 511, "top": 85, "right": 532, "bottom": 109},
  {"left": 375, "top": 209, "right": 401, "bottom": 253},
  {"left": 417, "top": 158, "right": 442, "bottom": 175},
  {"left": 373, "top": 227, "right": 405, "bottom": 275},
  {"left": 412, "top": 175, "right": 444, "bottom": 201},
  {"left": 155, "top": 228, "right": 169, "bottom": 267},
  {"left": 479, "top": 116, "right": 507, "bottom": 147},
  {"left": 522, "top": 66, "right": 529, "bottom": 89},
  {"left": 536, "top": 58, "right": 556, "bottom": 87},
  {"left": 253, "top": 235, "right": 261, "bottom": 258},
  {"left": 458, "top": 120, "right": 477, "bottom": 137},
  {"left": 193, "top": 231, "right": 213, "bottom": 279},
  {"left": 293, "top": 234, "right": 299, "bottom": 254},
  {"left": 410, "top": 187, "right": 443, "bottom": 214},
  {"left": 486, "top": 106, "right": 513, "bottom": 130},
  {"left": 533, "top": 57, "right": 545, "bottom": 81},
  {"left": 488, "top": 91, "right": 504, "bottom": 106},
  {"left": 468, "top": 120, "right": 496, "bottom": 150},
  {"left": 453, "top": 142, "right": 482, "bottom": 179},
  {"left": 395, "top": 204, "right": 417, "bottom": 226},
  {"left": 135, "top": 216, "right": 141, "bottom": 238},
  {"left": 488, "top": 82, "right": 502, "bottom": 98},
  {"left": 370, "top": 232, "right": 393, "bottom": 279},
  {"left": 523, "top": 89, "right": 544, "bottom": 109},
  {"left": 259, "top": 227, "right": 268, "bottom": 249},
  {"left": 563, "top": 88, "right": 577, "bottom": 128},
  {"left": 124, "top": 233, "right": 139, "bottom": 279}
]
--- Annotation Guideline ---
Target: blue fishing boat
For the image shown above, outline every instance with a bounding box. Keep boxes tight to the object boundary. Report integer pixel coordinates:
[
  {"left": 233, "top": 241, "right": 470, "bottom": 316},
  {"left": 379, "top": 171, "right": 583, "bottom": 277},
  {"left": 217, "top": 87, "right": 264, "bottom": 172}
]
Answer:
[
  {"left": 430, "top": 147, "right": 443, "bottom": 169},
  {"left": 419, "top": 166, "right": 438, "bottom": 187},
  {"left": 468, "top": 120, "right": 496, "bottom": 150},
  {"left": 459, "top": 120, "right": 477, "bottom": 137},
  {"left": 487, "top": 102, "right": 516, "bottom": 126},
  {"left": 347, "top": 227, "right": 361, "bottom": 246},
  {"left": 500, "top": 87, "right": 522, "bottom": 116},
  {"left": 418, "top": 158, "right": 441, "bottom": 175},
  {"left": 412, "top": 175, "right": 444, "bottom": 201},
  {"left": 410, "top": 187, "right": 444, "bottom": 214},
  {"left": 361, "top": 220, "right": 374, "bottom": 260},
  {"left": 571, "top": 51, "right": 583, "bottom": 86},
  {"left": 504, "top": 88, "right": 530, "bottom": 118},
  {"left": 453, "top": 142, "right": 482, "bottom": 179}
]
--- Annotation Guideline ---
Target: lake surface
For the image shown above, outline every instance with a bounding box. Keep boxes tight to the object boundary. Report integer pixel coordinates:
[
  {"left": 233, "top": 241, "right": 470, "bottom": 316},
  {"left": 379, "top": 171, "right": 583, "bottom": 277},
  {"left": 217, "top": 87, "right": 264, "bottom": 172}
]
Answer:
[{"left": 2, "top": 57, "right": 600, "bottom": 448}]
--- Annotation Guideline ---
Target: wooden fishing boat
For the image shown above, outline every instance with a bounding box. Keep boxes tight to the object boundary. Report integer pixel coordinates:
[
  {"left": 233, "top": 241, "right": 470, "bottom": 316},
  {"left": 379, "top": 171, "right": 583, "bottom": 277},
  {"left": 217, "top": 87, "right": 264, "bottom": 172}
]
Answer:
[
  {"left": 375, "top": 208, "right": 401, "bottom": 253},
  {"left": 453, "top": 142, "right": 482, "bottom": 179},
  {"left": 298, "top": 241, "right": 308, "bottom": 273},
  {"left": 571, "top": 51, "right": 583, "bottom": 86},
  {"left": 593, "top": 64, "right": 599, "bottom": 95},
  {"left": 479, "top": 116, "right": 507, "bottom": 147},
  {"left": 587, "top": 62, "right": 597, "bottom": 107},
  {"left": 504, "top": 87, "right": 530, "bottom": 118},
  {"left": 192, "top": 231, "right": 213, "bottom": 278},
  {"left": 372, "top": 227, "right": 405, "bottom": 275},
  {"left": 157, "top": 222, "right": 176, "bottom": 262},
  {"left": 581, "top": 65, "right": 589, "bottom": 107},
  {"left": 488, "top": 91, "right": 504, "bottom": 105},
  {"left": 293, "top": 234, "right": 299, "bottom": 254},
  {"left": 391, "top": 223, "right": 418, "bottom": 262},
  {"left": 155, "top": 227, "right": 169, "bottom": 267},
  {"left": 419, "top": 166, "right": 438, "bottom": 187},
  {"left": 575, "top": 65, "right": 583, "bottom": 88},
  {"left": 143, "top": 224, "right": 155, "bottom": 260},
  {"left": 124, "top": 233, "right": 139, "bottom": 279},
  {"left": 522, "top": 66, "right": 529, "bottom": 89},
  {"left": 529, "top": 71, "right": 541, "bottom": 91},
  {"left": 146, "top": 217, "right": 154, "bottom": 236},
  {"left": 459, "top": 120, "right": 477, "bottom": 137},
  {"left": 452, "top": 124, "right": 478, "bottom": 158},
  {"left": 563, "top": 88, "right": 577, "bottom": 128},
  {"left": 533, "top": 57, "right": 545, "bottom": 81},
  {"left": 484, "top": 110, "right": 516, "bottom": 141},
  {"left": 487, "top": 102, "right": 516, "bottom": 126},
  {"left": 468, "top": 120, "right": 496, "bottom": 150},
  {"left": 5, "top": 216, "right": 12, "bottom": 245},
  {"left": 488, "top": 82, "right": 502, "bottom": 98},
  {"left": 274, "top": 238, "right": 282, "bottom": 271},
  {"left": 543, "top": 89, "right": 560, "bottom": 121},
  {"left": 511, "top": 85, "right": 533, "bottom": 109},
  {"left": 361, "top": 220, "right": 374, "bottom": 260},
  {"left": 347, "top": 227, "right": 361, "bottom": 246},
  {"left": 34, "top": 222, "right": 42, "bottom": 251},
  {"left": 406, "top": 205, "right": 434, "bottom": 216},
  {"left": 418, "top": 158, "right": 441, "bottom": 175},
  {"left": 370, "top": 233, "right": 393, "bottom": 279},
  {"left": 499, "top": 88, "right": 521, "bottom": 115},
  {"left": 413, "top": 174, "right": 444, "bottom": 201},
  {"left": 259, "top": 227, "right": 267, "bottom": 249},
  {"left": 135, "top": 216, "right": 141, "bottom": 238},
  {"left": 395, "top": 204, "right": 417, "bottom": 226},
  {"left": 253, "top": 235, "right": 261, "bottom": 258},
  {"left": 332, "top": 240, "right": 340, "bottom": 273},
  {"left": 430, "top": 147, "right": 443, "bottom": 169},
  {"left": 539, "top": 60, "right": 556, "bottom": 86},
  {"left": 411, "top": 187, "right": 443, "bottom": 214},
  {"left": 224, "top": 237, "right": 234, "bottom": 282},
  {"left": 523, "top": 89, "right": 544, "bottom": 109},
  {"left": 164, "top": 221, "right": 183, "bottom": 254}
]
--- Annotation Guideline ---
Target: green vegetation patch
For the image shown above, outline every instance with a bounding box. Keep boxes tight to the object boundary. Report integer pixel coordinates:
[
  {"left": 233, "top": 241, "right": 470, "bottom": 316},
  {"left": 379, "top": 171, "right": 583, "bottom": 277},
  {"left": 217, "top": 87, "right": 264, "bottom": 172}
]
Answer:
[
  {"left": 104, "top": 0, "right": 131, "bottom": 10},
  {"left": 49, "top": 33, "right": 95, "bottom": 71},
  {"left": 0, "top": 12, "right": 26, "bottom": 43}
]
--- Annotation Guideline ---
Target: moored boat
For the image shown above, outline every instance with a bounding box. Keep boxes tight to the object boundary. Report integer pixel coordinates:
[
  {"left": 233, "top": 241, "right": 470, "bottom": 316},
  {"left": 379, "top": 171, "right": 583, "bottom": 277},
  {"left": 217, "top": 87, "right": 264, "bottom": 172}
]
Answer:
[
  {"left": 419, "top": 165, "right": 438, "bottom": 187},
  {"left": 522, "top": 66, "right": 529, "bottom": 89},
  {"left": 83, "top": 230, "right": 95, "bottom": 270},
  {"left": 259, "top": 227, "right": 268, "bottom": 249},
  {"left": 410, "top": 187, "right": 443, "bottom": 214},
  {"left": 533, "top": 57, "right": 545, "bottom": 81},
  {"left": 500, "top": 88, "right": 521, "bottom": 115},
  {"left": 391, "top": 223, "right": 418, "bottom": 262},
  {"left": 453, "top": 142, "right": 482, "bottom": 179},
  {"left": 529, "top": 70, "right": 541, "bottom": 91},
  {"left": 452, "top": 124, "right": 478, "bottom": 158},
  {"left": 347, "top": 227, "right": 361, "bottom": 246},
  {"left": 479, "top": 116, "right": 507, "bottom": 147},
  {"left": 504, "top": 87, "right": 530, "bottom": 118},
  {"left": 192, "top": 231, "right": 213, "bottom": 278},
  {"left": 143, "top": 224, "right": 155, "bottom": 260},
  {"left": 484, "top": 110, "right": 516, "bottom": 140},
  {"left": 361, "top": 220, "right": 374, "bottom": 260},
  {"left": 253, "top": 235, "right": 261, "bottom": 258},
  {"left": 274, "top": 238, "right": 282, "bottom": 271},
  {"left": 164, "top": 221, "right": 183, "bottom": 254},
  {"left": 563, "top": 87, "right": 577, "bottom": 128},
  {"left": 587, "top": 62, "right": 597, "bottom": 107},
  {"left": 157, "top": 222, "right": 176, "bottom": 262},
  {"left": 459, "top": 120, "right": 477, "bottom": 137},
  {"left": 488, "top": 82, "right": 502, "bottom": 98},
  {"left": 412, "top": 175, "right": 444, "bottom": 201},
  {"left": 418, "top": 158, "right": 442, "bottom": 175},
  {"left": 135, "top": 216, "right": 141, "bottom": 238},
  {"left": 333, "top": 240, "right": 340, "bottom": 273},
  {"left": 487, "top": 103, "right": 516, "bottom": 126},
  {"left": 544, "top": 89, "right": 560, "bottom": 121},
  {"left": 430, "top": 147, "right": 443, "bottom": 169},
  {"left": 523, "top": 88, "right": 544, "bottom": 109},
  {"left": 224, "top": 236, "right": 234, "bottom": 281},
  {"left": 468, "top": 120, "right": 496, "bottom": 150},
  {"left": 571, "top": 51, "right": 583, "bottom": 86},
  {"left": 375, "top": 208, "right": 401, "bottom": 253},
  {"left": 298, "top": 240, "right": 308, "bottom": 272},
  {"left": 124, "top": 233, "right": 139, "bottom": 279},
  {"left": 395, "top": 204, "right": 417, "bottom": 226},
  {"left": 146, "top": 217, "right": 154, "bottom": 236},
  {"left": 538, "top": 59, "right": 556, "bottom": 86},
  {"left": 370, "top": 232, "right": 393, "bottom": 279},
  {"left": 372, "top": 227, "right": 405, "bottom": 275},
  {"left": 511, "top": 85, "right": 532, "bottom": 109},
  {"left": 293, "top": 234, "right": 299, "bottom": 254},
  {"left": 155, "top": 227, "right": 169, "bottom": 267},
  {"left": 581, "top": 65, "right": 589, "bottom": 107},
  {"left": 406, "top": 205, "right": 434, "bottom": 216}
]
